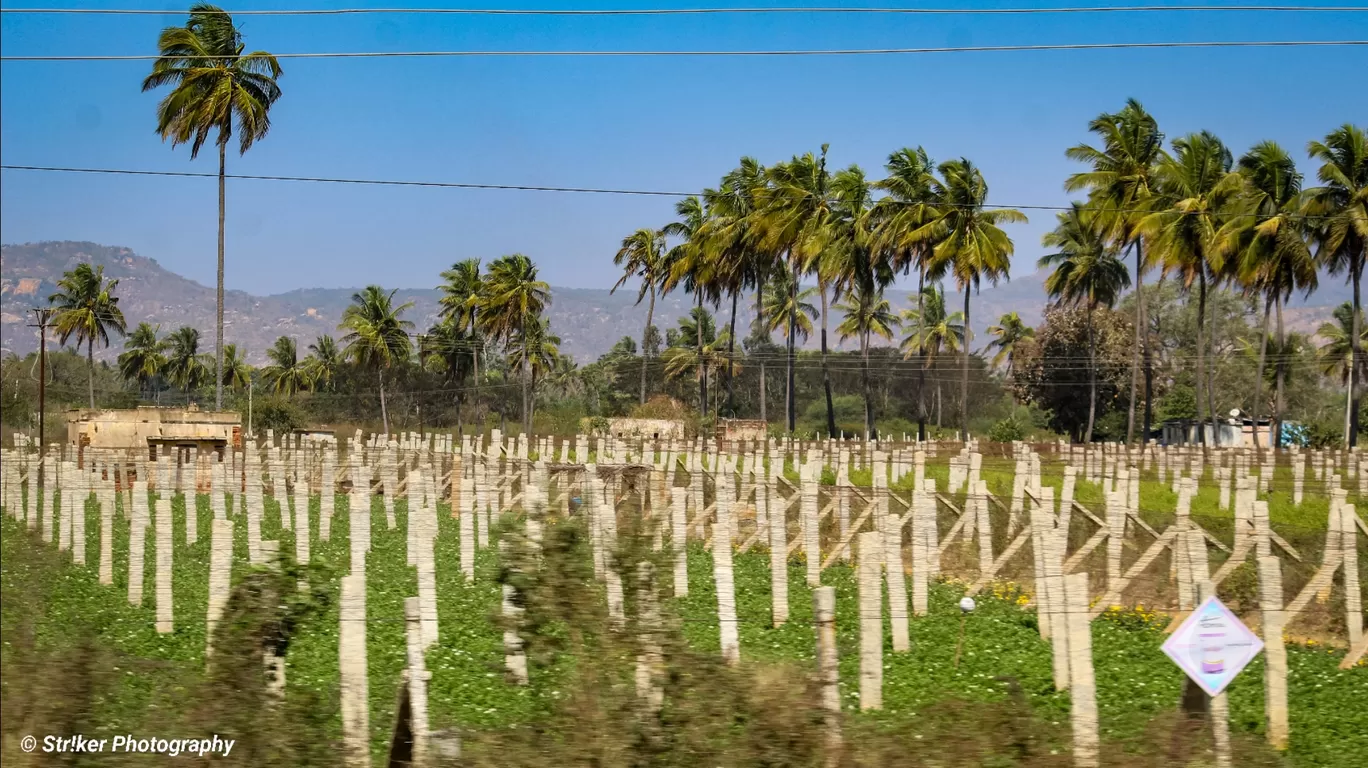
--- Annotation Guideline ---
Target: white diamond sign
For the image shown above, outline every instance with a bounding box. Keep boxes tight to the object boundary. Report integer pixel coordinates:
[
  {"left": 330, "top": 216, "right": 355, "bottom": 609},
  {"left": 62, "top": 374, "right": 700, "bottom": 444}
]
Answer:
[{"left": 1162, "top": 595, "right": 1264, "bottom": 697}]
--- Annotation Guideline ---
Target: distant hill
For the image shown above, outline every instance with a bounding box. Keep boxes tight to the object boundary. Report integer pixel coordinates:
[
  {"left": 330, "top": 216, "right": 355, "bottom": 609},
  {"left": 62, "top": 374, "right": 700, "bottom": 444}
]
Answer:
[{"left": 0, "top": 241, "right": 1343, "bottom": 365}]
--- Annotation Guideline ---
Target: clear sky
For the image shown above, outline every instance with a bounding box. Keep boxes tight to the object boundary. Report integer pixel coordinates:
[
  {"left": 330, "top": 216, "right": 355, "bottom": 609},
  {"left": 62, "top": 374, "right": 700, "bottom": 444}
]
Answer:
[{"left": 2, "top": 1, "right": 1365, "bottom": 296}]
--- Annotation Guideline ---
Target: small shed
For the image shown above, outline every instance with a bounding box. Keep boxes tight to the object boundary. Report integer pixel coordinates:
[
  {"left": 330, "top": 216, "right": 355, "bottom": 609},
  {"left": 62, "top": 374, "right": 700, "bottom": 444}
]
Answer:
[
  {"left": 67, "top": 405, "right": 242, "bottom": 460},
  {"left": 1162, "top": 418, "right": 1276, "bottom": 448}
]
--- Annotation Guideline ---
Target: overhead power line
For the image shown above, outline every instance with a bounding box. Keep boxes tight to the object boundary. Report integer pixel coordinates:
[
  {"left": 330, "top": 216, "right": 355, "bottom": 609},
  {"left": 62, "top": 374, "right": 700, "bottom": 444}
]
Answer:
[
  {"left": 3, "top": 39, "right": 1364, "bottom": 61},
  {"left": 0, "top": 163, "right": 1342, "bottom": 221},
  {"left": 3, "top": 4, "right": 1365, "bottom": 16}
]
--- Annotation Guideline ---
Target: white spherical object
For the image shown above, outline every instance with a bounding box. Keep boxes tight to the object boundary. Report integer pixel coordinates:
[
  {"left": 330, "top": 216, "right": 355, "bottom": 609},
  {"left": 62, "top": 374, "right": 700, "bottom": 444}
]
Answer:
[{"left": 959, "top": 597, "right": 977, "bottom": 613}]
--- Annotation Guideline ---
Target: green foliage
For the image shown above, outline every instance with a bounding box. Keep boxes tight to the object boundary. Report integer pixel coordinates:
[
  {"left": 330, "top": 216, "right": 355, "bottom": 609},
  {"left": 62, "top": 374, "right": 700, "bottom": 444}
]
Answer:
[
  {"left": 1156, "top": 382, "right": 1198, "bottom": 421},
  {"left": 988, "top": 416, "right": 1026, "bottom": 442},
  {"left": 254, "top": 395, "right": 304, "bottom": 435}
]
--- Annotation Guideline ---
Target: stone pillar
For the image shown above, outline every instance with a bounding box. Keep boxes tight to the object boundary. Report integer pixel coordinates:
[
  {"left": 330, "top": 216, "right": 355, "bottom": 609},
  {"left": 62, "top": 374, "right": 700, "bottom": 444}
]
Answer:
[
  {"left": 767, "top": 475, "right": 788, "bottom": 627},
  {"left": 206, "top": 518, "right": 234, "bottom": 655},
  {"left": 1258, "top": 555, "right": 1289, "bottom": 750},
  {"left": 72, "top": 461, "right": 88, "bottom": 564},
  {"left": 1064, "top": 573, "right": 1098, "bottom": 768},
  {"left": 98, "top": 465, "right": 114, "bottom": 585},
  {"left": 128, "top": 480, "right": 148, "bottom": 606},
  {"left": 880, "top": 469, "right": 909, "bottom": 650},
  {"left": 320, "top": 453, "right": 335, "bottom": 542},
  {"left": 801, "top": 458, "right": 821, "bottom": 587},
  {"left": 714, "top": 487, "right": 740, "bottom": 665},
  {"left": 339, "top": 573, "right": 370, "bottom": 768},
  {"left": 155, "top": 488, "right": 174, "bottom": 634},
  {"left": 404, "top": 596, "right": 432, "bottom": 766},
  {"left": 975, "top": 478, "right": 993, "bottom": 576},
  {"left": 858, "top": 531, "right": 882, "bottom": 711},
  {"left": 671, "top": 478, "right": 688, "bottom": 598},
  {"left": 500, "top": 538, "right": 529, "bottom": 685},
  {"left": 1106, "top": 489, "right": 1125, "bottom": 593},
  {"left": 814, "top": 585, "right": 841, "bottom": 759},
  {"left": 294, "top": 474, "right": 311, "bottom": 566},
  {"left": 415, "top": 472, "right": 440, "bottom": 649},
  {"left": 1341, "top": 501, "right": 1363, "bottom": 647},
  {"left": 459, "top": 460, "right": 475, "bottom": 581}
]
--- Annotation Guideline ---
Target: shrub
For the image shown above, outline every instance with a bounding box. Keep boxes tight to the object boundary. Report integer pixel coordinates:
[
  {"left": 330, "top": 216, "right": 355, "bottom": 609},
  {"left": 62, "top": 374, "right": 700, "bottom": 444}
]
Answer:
[{"left": 988, "top": 416, "right": 1026, "bottom": 443}]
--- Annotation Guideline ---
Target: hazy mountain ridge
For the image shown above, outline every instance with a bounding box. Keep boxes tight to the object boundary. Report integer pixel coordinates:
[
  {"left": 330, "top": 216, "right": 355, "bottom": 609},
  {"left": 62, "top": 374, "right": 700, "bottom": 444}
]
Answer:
[{"left": 0, "top": 241, "right": 1342, "bottom": 366}]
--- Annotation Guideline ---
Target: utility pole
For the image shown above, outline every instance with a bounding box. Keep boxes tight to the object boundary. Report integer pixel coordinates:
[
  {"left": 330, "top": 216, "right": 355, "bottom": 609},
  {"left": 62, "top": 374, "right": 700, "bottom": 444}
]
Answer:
[{"left": 28, "top": 307, "right": 56, "bottom": 487}]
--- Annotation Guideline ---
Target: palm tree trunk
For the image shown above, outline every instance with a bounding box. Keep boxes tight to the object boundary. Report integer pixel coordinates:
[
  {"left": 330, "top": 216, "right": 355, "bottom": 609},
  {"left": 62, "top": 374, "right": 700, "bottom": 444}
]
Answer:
[
  {"left": 641, "top": 286, "right": 656, "bottom": 406},
  {"left": 756, "top": 276, "right": 767, "bottom": 424},
  {"left": 215, "top": 142, "right": 227, "bottom": 412},
  {"left": 379, "top": 369, "right": 390, "bottom": 436},
  {"left": 87, "top": 338, "right": 96, "bottom": 409},
  {"left": 1140, "top": 243, "right": 1153, "bottom": 442},
  {"left": 861, "top": 331, "right": 874, "bottom": 439},
  {"left": 1126, "top": 240, "right": 1142, "bottom": 444},
  {"left": 1195, "top": 273, "right": 1207, "bottom": 446},
  {"left": 696, "top": 293, "right": 707, "bottom": 416},
  {"left": 1251, "top": 296, "right": 1272, "bottom": 449},
  {"left": 960, "top": 288, "right": 971, "bottom": 442},
  {"left": 1274, "top": 295, "right": 1286, "bottom": 448},
  {"left": 726, "top": 288, "right": 738, "bottom": 417},
  {"left": 787, "top": 263, "right": 798, "bottom": 433},
  {"left": 916, "top": 266, "right": 927, "bottom": 442},
  {"left": 525, "top": 364, "right": 535, "bottom": 436},
  {"left": 1207, "top": 284, "right": 1220, "bottom": 448},
  {"left": 1085, "top": 301, "right": 1097, "bottom": 444},
  {"left": 820, "top": 282, "right": 836, "bottom": 438},
  {"left": 1352, "top": 258, "right": 1363, "bottom": 447}
]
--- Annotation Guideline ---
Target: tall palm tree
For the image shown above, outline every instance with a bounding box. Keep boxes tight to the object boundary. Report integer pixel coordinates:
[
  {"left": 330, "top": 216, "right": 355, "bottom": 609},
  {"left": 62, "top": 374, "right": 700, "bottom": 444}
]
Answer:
[
  {"left": 762, "top": 269, "right": 817, "bottom": 356},
  {"left": 929, "top": 158, "right": 1026, "bottom": 440},
  {"left": 262, "top": 336, "right": 312, "bottom": 395},
  {"left": 985, "top": 313, "right": 1035, "bottom": 376},
  {"left": 49, "top": 263, "right": 128, "bottom": 408},
  {"left": 1141, "top": 131, "right": 1241, "bottom": 445},
  {"left": 163, "top": 325, "right": 209, "bottom": 397},
  {"left": 478, "top": 254, "right": 551, "bottom": 435},
  {"left": 662, "top": 308, "right": 735, "bottom": 416},
  {"left": 339, "top": 286, "right": 414, "bottom": 435},
  {"left": 1039, "top": 203, "right": 1131, "bottom": 442},
  {"left": 142, "top": 4, "right": 283, "bottom": 411},
  {"left": 612, "top": 228, "right": 669, "bottom": 406},
  {"left": 706, "top": 158, "right": 770, "bottom": 418},
  {"left": 304, "top": 334, "right": 343, "bottom": 392},
  {"left": 754, "top": 147, "right": 844, "bottom": 434},
  {"left": 1065, "top": 99, "right": 1165, "bottom": 442},
  {"left": 899, "top": 286, "right": 965, "bottom": 429},
  {"left": 506, "top": 316, "right": 561, "bottom": 429},
  {"left": 220, "top": 343, "right": 252, "bottom": 393},
  {"left": 1317, "top": 302, "right": 1366, "bottom": 385},
  {"left": 118, "top": 322, "right": 166, "bottom": 401},
  {"left": 1224, "top": 141, "right": 1316, "bottom": 446},
  {"left": 1304, "top": 124, "right": 1368, "bottom": 445},
  {"left": 836, "top": 280, "right": 898, "bottom": 438},
  {"left": 663, "top": 196, "right": 716, "bottom": 416},
  {"left": 872, "top": 147, "right": 944, "bottom": 440},
  {"left": 437, "top": 258, "right": 484, "bottom": 411}
]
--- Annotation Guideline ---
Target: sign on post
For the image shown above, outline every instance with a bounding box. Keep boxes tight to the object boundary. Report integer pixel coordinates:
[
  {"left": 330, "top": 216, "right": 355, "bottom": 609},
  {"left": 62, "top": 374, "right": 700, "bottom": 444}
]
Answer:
[{"left": 1162, "top": 596, "right": 1264, "bottom": 697}]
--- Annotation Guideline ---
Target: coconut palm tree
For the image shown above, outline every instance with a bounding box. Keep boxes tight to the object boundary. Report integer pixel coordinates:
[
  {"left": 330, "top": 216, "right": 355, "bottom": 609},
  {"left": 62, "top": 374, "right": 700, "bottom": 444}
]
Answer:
[
  {"left": 438, "top": 258, "right": 484, "bottom": 410},
  {"left": 1317, "top": 302, "right": 1366, "bottom": 385},
  {"left": 478, "top": 254, "right": 550, "bottom": 435},
  {"left": 304, "top": 335, "right": 343, "bottom": 392},
  {"left": 899, "top": 286, "right": 964, "bottom": 429},
  {"left": 262, "top": 336, "right": 312, "bottom": 395},
  {"left": 339, "top": 286, "right": 414, "bottom": 436},
  {"left": 1223, "top": 141, "right": 1316, "bottom": 446},
  {"left": 506, "top": 316, "right": 562, "bottom": 423},
  {"left": 762, "top": 269, "right": 817, "bottom": 351},
  {"left": 142, "top": 3, "right": 283, "bottom": 411},
  {"left": 1304, "top": 124, "right": 1368, "bottom": 445},
  {"left": 663, "top": 196, "right": 717, "bottom": 416},
  {"left": 662, "top": 308, "right": 735, "bottom": 416},
  {"left": 706, "top": 157, "right": 770, "bottom": 418},
  {"left": 1141, "top": 131, "right": 1242, "bottom": 444},
  {"left": 163, "top": 325, "right": 209, "bottom": 397},
  {"left": 1065, "top": 99, "right": 1166, "bottom": 442},
  {"left": 754, "top": 147, "right": 842, "bottom": 434},
  {"left": 49, "top": 263, "right": 128, "bottom": 408},
  {"left": 118, "top": 322, "right": 166, "bottom": 401},
  {"left": 220, "top": 343, "right": 252, "bottom": 392},
  {"left": 871, "top": 147, "right": 944, "bottom": 440},
  {"left": 1039, "top": 203, "right": 1131, "bottom": 442},
  {"left": 929, "top": 158, "right": 1026, "bottom": 440},
  {"left": 612, "top": 228, "right": 669, "bottom": 406},
  {"left": 836, "top": 279, "right": 898, "bottom": 438},
  {"left": 985, "top": 313, "right": 1035, "bottom": 376}
]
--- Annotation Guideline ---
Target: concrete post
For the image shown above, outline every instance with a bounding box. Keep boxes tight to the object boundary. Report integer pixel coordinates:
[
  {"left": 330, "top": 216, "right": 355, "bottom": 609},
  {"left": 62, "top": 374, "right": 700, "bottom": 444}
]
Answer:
[
  {"left": 128, "top": 480, "right": 148, "bottom": 606},
  {"left": 154, "top": 488, "right": 174, "bottom": 634},
  {"left": 206, "top": 518, "right": 234, "bottom": 655},
  {"left": 1258, "top": 555, "right": 1289, "bottom": 750},
  {"left": 404, "top": 597, "right": 431, "bottom": 766},
  {"left": 858, "top": 531, "right": 883, "bottom": 711},
  {"left": 1064, "top": 572, "right": 1098, "bottom": 768},
  {"left": 767, "top": 475, "right": 789, "bottom": 627},
  {"left": 714, "top": 486, "right": 740, "bottom": 665},
  {"left": 814, "top": 585, "right": 841, "bottom": 760}
]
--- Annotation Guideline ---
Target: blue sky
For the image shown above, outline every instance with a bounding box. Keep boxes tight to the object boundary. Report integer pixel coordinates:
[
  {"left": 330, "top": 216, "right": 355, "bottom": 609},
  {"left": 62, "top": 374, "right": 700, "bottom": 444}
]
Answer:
[{"left": 2, "top": 1, "right": 1365, "bottom": 295}]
